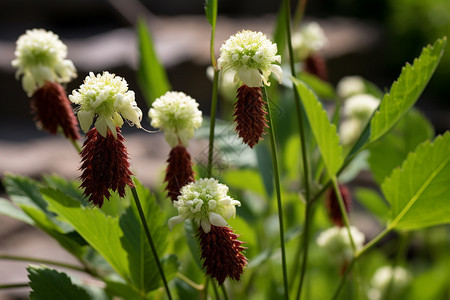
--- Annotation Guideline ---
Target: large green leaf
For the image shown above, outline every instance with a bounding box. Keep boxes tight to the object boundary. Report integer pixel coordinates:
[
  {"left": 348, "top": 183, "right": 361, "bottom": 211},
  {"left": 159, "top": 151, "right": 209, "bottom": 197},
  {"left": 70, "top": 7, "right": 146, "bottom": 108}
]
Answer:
[
  {"left": 293, "top": 78, "right": 343, "bottom": 177},
  {"left": 28, "top": 265, "right": 91, "bottom": 300},
  {"left": 382, "top": 132, "right": 450, "bottom": 230},
  {"left": 204, "top": 0, "right": 217, "bottom": 28},
  {"left": 369, "top": 109, "right": 434, "bottom": 184},
  {"left": 370, "top": 38, "right": 446, "bottom": 142},
  {"left": 137, "top": 19, "right": 171, "bottom": 107},
  {"left": 0, "top": 197, "right": 34, "bottom": 225}
]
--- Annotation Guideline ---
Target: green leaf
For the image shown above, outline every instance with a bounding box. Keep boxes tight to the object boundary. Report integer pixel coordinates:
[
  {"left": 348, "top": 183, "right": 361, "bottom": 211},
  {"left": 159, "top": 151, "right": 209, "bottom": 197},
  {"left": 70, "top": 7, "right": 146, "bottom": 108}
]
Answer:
[
  {"left": 104, "top": 280, "right": 143, "bottom": 300},
  {"left": 272, "top": 0, "right": 287, "bottom": 59},
  {"left": 354, "top": 188, "right": 389, "bottom": 222},
  {"left": 369, "top": 109, "right": 434, "bottom": 184},
  {"left": 28, "top": 265, "right": 91, "bottom": 300},
  {"left": 370, "top": 38, "right": 446, "bottom": 142},
  {"left": 298, "top": 72, "right": 336, "bottom": 100},
  {"left": 293, "top": 78, "right": 344, "bottom": 176},
  {"left": 137, "top": 19, "right": 171, "bottom": 107},
  {"left": 222, "top": 169, "right": 266, "bottom": 196},
  {"left": 383, "top": 132, "right": 450, "bottom": 230},
  {"left": 204, "top": 0, "right": 217, "bottom": 27},
  {"left": 0, "top": 197, "right": 34, "bottom": 225}
]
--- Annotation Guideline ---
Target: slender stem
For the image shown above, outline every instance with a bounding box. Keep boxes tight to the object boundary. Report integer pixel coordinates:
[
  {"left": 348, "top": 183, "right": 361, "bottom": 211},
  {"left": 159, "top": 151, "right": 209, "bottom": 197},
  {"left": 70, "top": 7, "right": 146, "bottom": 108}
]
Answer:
[
  {"left": 283, "top": 0, "right": 311, "bottom": 203},
  {"left": 295, "top": 202, "right": 312, "bottom": 300},
  {"left": 330, "top": 258, "right": 355, "bottom": 300},
  {"left": 220, "top": 284, "right": 230, "bottom": 300},
  {"left": 211, "top": 280, "right": 221, "bottom": 300},
  {"left": 131, "top": 187, "right": 172, "bottom": 300},
  {"left": 263, "top": 87, "right": 289, "bottom": 300},
  {"left": 331, "top": 178, "right": 356, "bottom": 251},
  {"left": 70, "top": 137, "right": 82, "bottom": 153},
  {"left": 176, "top": 272, "right": 204, "bottom": 290},
  {"left": 0, "top": 254, "right": 87, "bottom": 273},
  {"left": 0, "top": 283, "right": 29, "bottom": 289},
  {"left": 202, "top": 277, "right": 210, "bottom": 300},
  {"left": 207, "top": 69, "right": 219, "bottom": 178},
  {"left": 293, "top": 0, "right": 308, "bottom": 26},
  {"left": 356, "top": 226, "right": 392, "bottom": 258}
]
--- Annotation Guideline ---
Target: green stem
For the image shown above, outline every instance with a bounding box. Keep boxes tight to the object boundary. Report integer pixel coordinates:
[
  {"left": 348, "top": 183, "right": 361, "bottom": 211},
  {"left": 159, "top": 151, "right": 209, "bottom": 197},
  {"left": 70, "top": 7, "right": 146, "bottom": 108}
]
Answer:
[
  {"left": 0, "top": 283, "right": 29, "bottom": 289},
  {"left": 293, "top": 0, "right": 308, "bottom": 26},
  {"left": 0, "top": 254, "right": 87, "bottom": 273},
  {"left": 295, "top": 202, "right": 312, "bottom": 300},
  {"left": 70, "top": 137, "right": 82, "bottom": 154},
  {"left": 330, "top": 258, "right": 355, "bottom": 300},
  {"left": 131, "top": 187, "right": 172, "bottom": 300},
  {"left": 221, "top": 284, "right": 230, "bottom": 300},
  {"left": 211, "top": 280, "right": 221, "bottom": 300},
  {"left": 263, "top": 87, "right": 289, "bottom": 300},
  {"left": 356, "top": 227, "right": 392, "bottom": 258},
  {"left": 176, "top": 272, "right": 204, "bottom": 290},
  {"left": 202, "top": 277, "right": 210, "bottom": 300},
  {"left": 207, "top": 69, "right": 219, "bottom": 178},
  {"left": 331, "top": 178, "right": 356, "bottom": 251}
]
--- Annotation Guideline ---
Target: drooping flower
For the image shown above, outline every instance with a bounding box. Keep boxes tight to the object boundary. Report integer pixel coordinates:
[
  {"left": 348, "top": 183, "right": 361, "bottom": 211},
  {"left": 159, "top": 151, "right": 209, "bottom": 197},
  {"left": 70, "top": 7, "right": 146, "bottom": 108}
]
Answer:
[
  {"left": 316, "top": 226, "right": 365, "bottom": 265},
  {"left": 336, "top": 76, "right": 366, "bottom": 99},
  {"left": 368, "top": 266, "right": 411, "bottom": 300},
  {"left": 325, "top": 184, "right": 352, "bottom": 227},
  {"left": 217, "top": 30, "right": 282, "bottom": 87},
  {"left": 12, "top": 29, "right": 76, "bottom": 96},
  {"left": 69, "top": 72, "right": 142, "bottom": 138},
  {"left": 148, "top": 91, "right": 202, "bottom": 147},
  {"left": 164, "top": 145, "right": 195, "bottom": 201},
  {"left": 197, "top": 225, "right": 247, "bottom": 285},
  {"left": 168, "top": 178, "right": 241, "bottom": 233}
]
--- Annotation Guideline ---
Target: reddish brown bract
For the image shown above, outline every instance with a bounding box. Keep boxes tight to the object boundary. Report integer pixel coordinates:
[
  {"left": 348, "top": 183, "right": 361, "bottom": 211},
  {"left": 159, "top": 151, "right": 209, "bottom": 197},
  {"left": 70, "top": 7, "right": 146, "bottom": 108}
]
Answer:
[
  {"left": 79, "top": 127, "right": 134, "bottom": 207},
  {"left": 304, "top": 54, "right": 328, "bottom": 82},
  {"left": 233, "top": 85, "right": 268, "bottom": 148},
  {"left": 325, "top": 184, "right": 352, "bottom": 227},
  {"left": 197, "top": 225, "right": 247, "bottom": 285},
  {"left": 165, "top": 145, "right": 195, "bottom": 201},
  {"left": 31, "top": 81, "right": 80, "bottom": 140}
]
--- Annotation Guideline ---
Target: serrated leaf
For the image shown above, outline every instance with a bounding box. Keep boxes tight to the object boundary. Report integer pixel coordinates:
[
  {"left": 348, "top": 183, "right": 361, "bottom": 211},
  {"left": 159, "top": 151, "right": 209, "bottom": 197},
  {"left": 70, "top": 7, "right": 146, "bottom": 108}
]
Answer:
[
  {"left": 293, "top": 78, "right": 343, "bottom": 176},
  {"left": 28, "top": 265, "right": 90, "bottom": 300},
  {"left": 369, "top": 109, "right": 434, "bottom": 184},
  {"left": 370, "top": 38, "right": 446, "bottom": 142},
  {"left": 137, "top": 19, "right": 171, "bottom": 107},
  {"left": 204, "top": 0, "right": 217, "bottom": 27},
  {"left": 298, "top": 72, "right": 336, "bottom": 100},
  {"left": 382, "top": 132, "right": 450, "bottom": 230},
  {"left": 0, "top": 197, "right": 34, "bottom": 225}
]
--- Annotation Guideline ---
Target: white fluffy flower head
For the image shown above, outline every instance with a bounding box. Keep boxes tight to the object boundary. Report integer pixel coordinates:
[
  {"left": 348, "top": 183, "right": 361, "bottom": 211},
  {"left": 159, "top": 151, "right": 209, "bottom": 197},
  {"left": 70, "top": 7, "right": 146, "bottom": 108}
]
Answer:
[
  {"left": 292, "top": 22, "right": 327, "bottom": 60},
  {"left": 168, "top": 178, "right": 241, "bottom": 233},
  {"left": 217, "top": 30, "right": 283, "bottom": 87},
  {"left": 12, "top": 29, "right": 76, "bottom": 96},
  {"left": 149, "top": 91, "right": 202, "bottom": 147},
  {"left": 337, "top": 76, "right": 366, "bottom": 99},
  {"left": 316, "top": 226, "right": 365, "bottom": 264},
  {"left": 69, "top": 72, "right": 142, "bottom": 138},
  {"left": 343, "top": 94, "right": 380, "bottom": 120},
  {"left": 368, "top": 266, "right": 411, "bottom": 300}
]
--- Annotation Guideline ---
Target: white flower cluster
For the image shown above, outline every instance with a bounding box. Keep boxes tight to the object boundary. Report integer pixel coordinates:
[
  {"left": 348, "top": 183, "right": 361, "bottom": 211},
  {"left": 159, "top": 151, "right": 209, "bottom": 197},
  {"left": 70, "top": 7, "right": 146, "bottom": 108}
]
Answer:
[
  {"left": 218, "top": 30, "right": 283, "bottom": 87},
  {"left": 368, "top": 266, "right": 411, "bottom": 300},
  {"left": 69, "top": 72, "right": 142, "bottom": 138},
  {"left": 292, "top": 22, "right": 327, "bottom": 60},
  {"left": 168, "top": 178, "right": 241, "bottom": 233},
  {"left": 149, "top": 91, "right": 203, "bottom": 147},
  {"left": 12, "top": 29, "right": 76, "bottom": 96},
  {"left": 316, "top": 226, "right": 365, "bottom": 264},
  {"left": 337, "top": 76, "right": 380, "bottom": 145}
]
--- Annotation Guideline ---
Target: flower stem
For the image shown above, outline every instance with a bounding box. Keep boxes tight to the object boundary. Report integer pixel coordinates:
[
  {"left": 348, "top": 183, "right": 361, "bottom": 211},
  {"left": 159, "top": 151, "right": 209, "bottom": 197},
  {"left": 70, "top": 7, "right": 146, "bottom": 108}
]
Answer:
[
  {"left": 0, "top": 283, "right": 29, "bottom": 289},
  {"left": 330, "top": 258, "right": 355, "bottom": 300},
  {"left": 207, "top": 69, "right": 219, "bottom": 178},
  {"left": 70, "top": 137, "right": 82, "bottom": 154},
  {"left": 211, "top": 279, "right": 221, "bottom": 300},
  {"left": 331, "top": 177, "right": 356, "bottom": 251},
  {"left": 295, "top": 202, "right": 312, "bottom": 300},
  {"left": 263, "top": 87, "right": 289, "bottom": 300},
  {"left": 220, "top": 284, "right": 230, "bottom": 300},
  {"left": 0, "top": 254, "right": 87, "bottom": 273},
  {"left": 131, "top": 186, "right": 172, "bottom": 300},
  {"left": 176, "top": 272, "right": 204, "bottom": 290}
]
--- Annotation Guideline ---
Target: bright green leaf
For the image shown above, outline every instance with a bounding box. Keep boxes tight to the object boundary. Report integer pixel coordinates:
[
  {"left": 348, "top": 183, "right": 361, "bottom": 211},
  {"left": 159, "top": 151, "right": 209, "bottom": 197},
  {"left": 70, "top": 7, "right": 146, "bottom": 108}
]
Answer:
[
  {"left": 369, "top": 109, "right": 434, "bottom": 184},
  {"left": 137, "top": 19, "right": 171, "bottom": 107},
  {"left": 293, "top": 78, "right": 344, "bottom": 177},
  {"left": 383, "top": 132, "right": 450, "bottom": 230},
  {"left": 204, "top": 0, "right": 217, "bottom": 27},
  {"left": 28, "top": 265, "right": 90, "bottom": 300},
  {"left": 222, "top": 169, "right": 266, "bottom": 196},
  {"left": 104, "top": 280, "right": 143, "bottom": 300},
  {"left": 370, "top": 38, "right": 446, "bottom": 142},
  {"left": 298, "top": 72, "right": 336, "bottom": 100},
  {"left": 0, "top": 197, "right": 34, "bottom": 225}
]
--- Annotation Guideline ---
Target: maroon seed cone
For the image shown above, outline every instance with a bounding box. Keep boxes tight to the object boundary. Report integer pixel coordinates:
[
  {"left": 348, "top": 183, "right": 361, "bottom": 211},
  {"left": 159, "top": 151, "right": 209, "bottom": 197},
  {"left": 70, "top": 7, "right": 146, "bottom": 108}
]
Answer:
[
  {"left": 304, "top": 54, "right": 328, "bottom": 82},
  {"left": 79, "top": 127, "right": 134, "bottom": 207},
  {"left": 233, "top": 85, "right": 268, "bottom": 148},
  {"left": 325, "top": 184, "right": 352, "bottom": 227},
  {"left": 197, "top": 225, "right": 247, "bottom": 285},
  {"left": 31, "top": 81, "right": 80, "bottom": 140},
  {"left": 165, "top": 145, "right": 195, "bottom": 201}
]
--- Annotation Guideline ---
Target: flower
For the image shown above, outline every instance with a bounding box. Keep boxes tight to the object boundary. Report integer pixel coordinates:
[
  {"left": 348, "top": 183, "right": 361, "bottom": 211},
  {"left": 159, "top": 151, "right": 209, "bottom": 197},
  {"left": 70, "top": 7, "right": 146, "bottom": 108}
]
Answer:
[
  {"left": 12, "top": 29, "right": 76, "bottom": 96},
  {"left": 69, "top": 72, "right": 142, "bottom": 138},
  {"left": 198, "top": 225, "right": 247, "bottom": 285},
  {"left": 168, "top": 178, "right": 241, "bottom": 233},
  {"left": 292, "top": 22, "right": 327, "bottom": 60},
  {"left": 164, "top": 145, "right": 195, "bottom": 201},
  {"left": 368, "top": 266, "right": 411, "bottom": 300},
  {"left": 336, "top": 76, "right": 366, "bottom": 99},
  {"left": 343, "top": 94, "right": 380, "bottom": 120},
  {"left": 316, "top": 226, "right": 365, "bottom": 264},
  {"left": 217, "top": 30, "right": 282, "bottom": 87},
  {"left": 79, "top": 127, "right": 134, "bottom": 207},
  {"left": 149, "top": 91, "right": 202, "bottom": 147}
]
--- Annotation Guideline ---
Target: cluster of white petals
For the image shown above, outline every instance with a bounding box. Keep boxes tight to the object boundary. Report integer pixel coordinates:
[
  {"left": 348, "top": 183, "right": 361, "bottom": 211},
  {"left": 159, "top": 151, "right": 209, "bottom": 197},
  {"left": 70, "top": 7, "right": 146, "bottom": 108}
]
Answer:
[
  {"left": 292, "top": 22, "right": 327, "bottom": 60},
  {"left": 12, "top": 29, "right": 76, "bottom": 96},
  {"left": 168, "top": 178, "right": 241, "bottom": 233},
  {"left": 368, "top": 266, "right": 411, "bottom": 300},
  {"left": 217, "top": 30, "right": 283, "bottom": 87},
  {"left": 149, "top": 91, "right": 202, "bottom": 147},
  {"left": 336, "top": 76, "right": 366, "bottom": 99},
  {"left": 69, "top": 72, "right": 142, "bottom": 138},
  {"left": 316, "top": 226, "right": 365, "bottom": 264}
]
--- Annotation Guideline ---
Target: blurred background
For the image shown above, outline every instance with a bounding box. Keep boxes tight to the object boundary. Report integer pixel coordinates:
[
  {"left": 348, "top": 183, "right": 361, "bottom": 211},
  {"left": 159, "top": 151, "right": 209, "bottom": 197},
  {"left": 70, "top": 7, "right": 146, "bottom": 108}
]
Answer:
[{"left": 0, "top": 0, "right": 448, "bottom": 299}]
